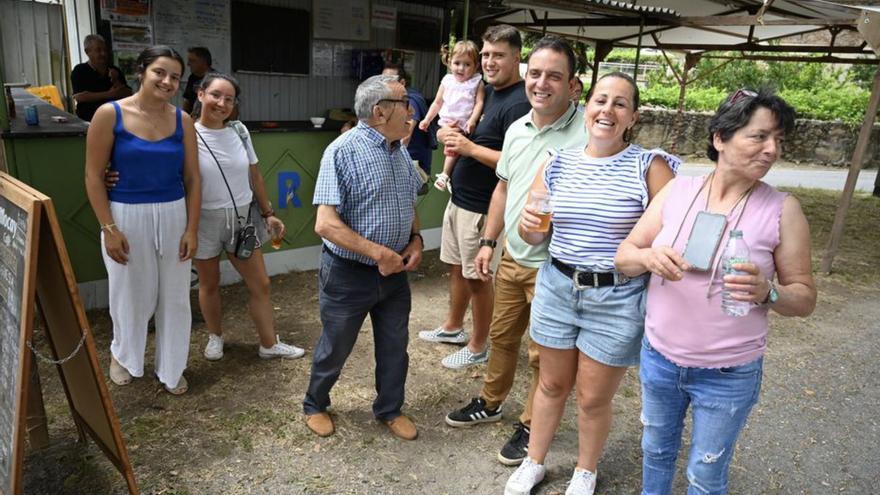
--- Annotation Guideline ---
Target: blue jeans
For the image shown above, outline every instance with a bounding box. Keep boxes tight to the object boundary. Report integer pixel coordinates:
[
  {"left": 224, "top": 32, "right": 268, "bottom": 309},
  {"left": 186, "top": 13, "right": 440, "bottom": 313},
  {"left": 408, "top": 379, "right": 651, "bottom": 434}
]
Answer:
[
  {"left": 640, "top": 338, "right": 763, "bottom": 495},
  {"left": 303, "top": 250, "right": 411, "bottom": 421}
]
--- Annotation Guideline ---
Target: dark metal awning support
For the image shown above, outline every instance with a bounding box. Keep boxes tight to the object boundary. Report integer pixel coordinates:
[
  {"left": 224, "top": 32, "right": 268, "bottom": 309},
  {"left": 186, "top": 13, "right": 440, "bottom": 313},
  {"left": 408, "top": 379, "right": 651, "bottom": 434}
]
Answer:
[
  {"left": 463, "top": 0, "right": 471, "bottom": 40},
  {"left": 590, "top": 41, "right": 613, "bottom": 89},
  {"left": 633, "top": 17, "right": 645, "bottom": 80}
]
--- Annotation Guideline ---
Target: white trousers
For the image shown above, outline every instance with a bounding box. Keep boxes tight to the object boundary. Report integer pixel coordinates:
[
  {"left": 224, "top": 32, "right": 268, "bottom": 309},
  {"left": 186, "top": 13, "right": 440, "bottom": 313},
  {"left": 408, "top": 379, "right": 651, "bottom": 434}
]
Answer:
[{"left": 102, "top": 199, "right": 191, "bottom": 389}]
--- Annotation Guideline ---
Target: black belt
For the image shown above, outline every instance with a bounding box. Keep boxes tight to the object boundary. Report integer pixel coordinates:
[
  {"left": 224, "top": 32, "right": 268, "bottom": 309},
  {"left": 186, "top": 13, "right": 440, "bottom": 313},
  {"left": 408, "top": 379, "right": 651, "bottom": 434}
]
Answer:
[
  {"left": 323, "top": 245, "right": 377, "bottom": 270},
  {"left": 550, "top": 257, "right": 629, "bottom": 289}
]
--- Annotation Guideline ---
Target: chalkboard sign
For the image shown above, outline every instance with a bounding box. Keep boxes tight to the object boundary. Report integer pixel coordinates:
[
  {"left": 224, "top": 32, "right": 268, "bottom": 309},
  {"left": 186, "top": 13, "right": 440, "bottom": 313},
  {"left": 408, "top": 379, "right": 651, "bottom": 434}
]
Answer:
[
  {"left": 0, "top": 176, "right": 38, "bottom": 495},
  {"left": 231, "top": 2, "right": 310, "bottom": 75},
  {"left": 0, "top": 173, "right": 137, "bottom": 495}
]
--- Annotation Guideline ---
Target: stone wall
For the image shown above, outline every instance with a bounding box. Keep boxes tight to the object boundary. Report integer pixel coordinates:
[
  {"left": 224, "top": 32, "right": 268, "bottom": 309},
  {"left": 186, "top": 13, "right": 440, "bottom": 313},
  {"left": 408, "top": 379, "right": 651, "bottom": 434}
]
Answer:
[{"left": 632, "top": 107, "right": 880, "bottom": 168}]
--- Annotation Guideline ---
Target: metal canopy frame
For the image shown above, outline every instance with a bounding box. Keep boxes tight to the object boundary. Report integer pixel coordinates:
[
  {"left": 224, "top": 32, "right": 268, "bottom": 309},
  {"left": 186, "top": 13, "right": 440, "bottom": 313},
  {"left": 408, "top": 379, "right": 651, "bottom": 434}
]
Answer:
[
  {"left": 492, "top": 0, "right": 874, "bottom": 57},
  {"left": 481, "top": 0, "right": 880, "bottom": 273}
]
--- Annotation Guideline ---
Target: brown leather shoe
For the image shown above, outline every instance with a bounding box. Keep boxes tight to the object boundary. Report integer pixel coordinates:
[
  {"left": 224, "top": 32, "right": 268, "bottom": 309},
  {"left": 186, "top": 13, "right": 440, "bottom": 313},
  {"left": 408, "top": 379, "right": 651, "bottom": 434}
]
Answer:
[
  {"left": 305, "top": 412, "right": 335, "bottom": 437},
  {"left": 383, "top": 414, "right": 418, "bottom": 440}
]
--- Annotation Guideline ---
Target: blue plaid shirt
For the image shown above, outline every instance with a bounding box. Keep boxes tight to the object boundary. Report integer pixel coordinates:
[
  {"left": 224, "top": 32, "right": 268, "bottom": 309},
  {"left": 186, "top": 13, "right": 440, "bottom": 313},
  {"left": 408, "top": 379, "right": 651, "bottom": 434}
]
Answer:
[{"left": 313, "top": 121, "right": 422, "bottom": 265}]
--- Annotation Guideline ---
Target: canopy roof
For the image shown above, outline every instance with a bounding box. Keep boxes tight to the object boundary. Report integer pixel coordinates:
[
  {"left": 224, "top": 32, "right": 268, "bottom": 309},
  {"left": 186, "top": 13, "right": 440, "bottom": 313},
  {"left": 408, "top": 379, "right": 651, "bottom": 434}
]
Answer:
[{"left": 485, "top": 0, "right": 879, "bottom": 58}]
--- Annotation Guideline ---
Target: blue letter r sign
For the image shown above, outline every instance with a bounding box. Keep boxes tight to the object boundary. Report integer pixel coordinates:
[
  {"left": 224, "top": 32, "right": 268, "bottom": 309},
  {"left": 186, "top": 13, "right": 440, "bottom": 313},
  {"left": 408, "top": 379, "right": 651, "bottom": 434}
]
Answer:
[{"left": 278, "top": 172, "right": 302, "bottom": 208}]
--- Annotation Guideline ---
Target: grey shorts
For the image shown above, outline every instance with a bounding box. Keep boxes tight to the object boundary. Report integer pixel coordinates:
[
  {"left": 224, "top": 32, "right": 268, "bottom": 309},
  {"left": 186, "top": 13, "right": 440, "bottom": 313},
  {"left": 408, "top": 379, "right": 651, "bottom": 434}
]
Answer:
[{"left": 195, "top": 203, "right": 270, "bottom": 260}]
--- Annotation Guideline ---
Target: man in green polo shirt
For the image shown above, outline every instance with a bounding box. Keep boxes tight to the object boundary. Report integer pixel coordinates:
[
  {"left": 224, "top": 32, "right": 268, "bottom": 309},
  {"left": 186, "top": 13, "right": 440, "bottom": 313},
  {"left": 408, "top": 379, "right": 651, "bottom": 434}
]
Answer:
[{"left": 443, "top": 35, "right": 588, "bottom": 466}]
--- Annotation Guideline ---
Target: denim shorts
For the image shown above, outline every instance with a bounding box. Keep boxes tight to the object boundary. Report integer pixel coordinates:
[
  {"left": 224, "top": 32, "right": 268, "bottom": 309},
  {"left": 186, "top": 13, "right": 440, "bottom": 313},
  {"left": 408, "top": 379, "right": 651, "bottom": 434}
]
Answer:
[{"left": 529, "top": 260, "right": 648, "bottom": 367}]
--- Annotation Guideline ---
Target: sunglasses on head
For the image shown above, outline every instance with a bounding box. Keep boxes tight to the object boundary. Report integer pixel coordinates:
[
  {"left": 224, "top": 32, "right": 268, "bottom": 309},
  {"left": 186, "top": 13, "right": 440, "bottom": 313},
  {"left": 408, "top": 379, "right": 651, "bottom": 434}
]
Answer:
[{"left": 730, "top": 88, "right": 758, "bottom": 104}]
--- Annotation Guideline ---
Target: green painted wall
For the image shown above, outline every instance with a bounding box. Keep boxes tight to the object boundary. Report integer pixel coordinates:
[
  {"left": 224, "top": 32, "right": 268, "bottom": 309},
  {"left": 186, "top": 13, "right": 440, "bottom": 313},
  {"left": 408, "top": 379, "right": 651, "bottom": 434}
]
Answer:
[
  {"left": 4, "top": 136, "right": 103, "bottom": 282},
  {"left": 251, "top": 131, "right": 449, "bottom": 250},
  {"left": 4, "top": 130, "right": 449, "bottom": 283}
]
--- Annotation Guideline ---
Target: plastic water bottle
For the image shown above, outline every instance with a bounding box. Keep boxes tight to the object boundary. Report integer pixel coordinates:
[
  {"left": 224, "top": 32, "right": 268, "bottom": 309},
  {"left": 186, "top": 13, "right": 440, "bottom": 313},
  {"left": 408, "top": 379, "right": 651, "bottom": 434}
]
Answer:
[{"left": 720, "top": 230, "right": 751, "bottom": 317}]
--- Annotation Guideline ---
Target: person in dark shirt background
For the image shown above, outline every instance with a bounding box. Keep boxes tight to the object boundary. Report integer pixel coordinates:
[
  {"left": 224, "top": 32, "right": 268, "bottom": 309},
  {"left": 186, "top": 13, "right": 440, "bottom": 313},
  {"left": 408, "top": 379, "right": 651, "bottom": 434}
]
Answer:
[
  {"left": 382, "top": 62, "right": 435, "bottom": 179},
  {"left": 419, "top": 25, "right": 532, "bottom": 370},
  {"left": 182, "top": 47, "right": 216, "bottom": 113},
  {"left": 71, "top": 34, "right": 132, "bottom": 121}
]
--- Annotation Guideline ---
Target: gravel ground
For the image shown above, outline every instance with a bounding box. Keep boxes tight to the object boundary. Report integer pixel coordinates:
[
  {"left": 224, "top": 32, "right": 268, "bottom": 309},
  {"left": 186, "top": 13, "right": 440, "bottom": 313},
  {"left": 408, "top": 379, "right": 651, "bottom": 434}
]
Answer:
[{"left": 22, "top": 189, "right": 880, "bottom": 495}]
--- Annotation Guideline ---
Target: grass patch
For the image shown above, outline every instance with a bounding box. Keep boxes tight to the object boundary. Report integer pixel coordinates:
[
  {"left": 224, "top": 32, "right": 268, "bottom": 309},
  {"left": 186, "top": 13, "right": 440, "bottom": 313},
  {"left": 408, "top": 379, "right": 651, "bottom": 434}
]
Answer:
[{"left": 782, "top": 187, "right": 880, "bottom": 288}]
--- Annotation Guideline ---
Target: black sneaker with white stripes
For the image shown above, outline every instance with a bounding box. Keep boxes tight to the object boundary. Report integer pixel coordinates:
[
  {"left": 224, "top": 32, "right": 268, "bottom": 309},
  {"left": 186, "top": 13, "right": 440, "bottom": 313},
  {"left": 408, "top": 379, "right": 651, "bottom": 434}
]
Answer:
[
  {"left": 445, "top": 397, "right": 502, "bottom": 427},
  {"left": 498, "top": 422, "right": 530, "bottom": 466}
]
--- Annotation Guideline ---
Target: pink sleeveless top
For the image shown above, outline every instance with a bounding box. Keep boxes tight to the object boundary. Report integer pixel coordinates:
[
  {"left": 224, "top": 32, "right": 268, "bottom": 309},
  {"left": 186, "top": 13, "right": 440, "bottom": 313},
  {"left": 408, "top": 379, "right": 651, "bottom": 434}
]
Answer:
[
  {"left": 645, "top": 175, "right": 787, "bottom": 368},
  {"left": 438, "top": 73, "right": 482, "bottom": 128}
]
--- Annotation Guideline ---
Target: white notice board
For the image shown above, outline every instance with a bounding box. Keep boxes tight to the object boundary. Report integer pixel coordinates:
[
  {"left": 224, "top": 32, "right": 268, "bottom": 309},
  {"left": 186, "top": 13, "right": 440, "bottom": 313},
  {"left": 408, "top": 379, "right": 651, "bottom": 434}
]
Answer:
[
  {"left": 313, "top": 0, "right": 370, "bottom": 41},
  {"left": 153, "top": 0, "right": 231, "bottom": 73}
]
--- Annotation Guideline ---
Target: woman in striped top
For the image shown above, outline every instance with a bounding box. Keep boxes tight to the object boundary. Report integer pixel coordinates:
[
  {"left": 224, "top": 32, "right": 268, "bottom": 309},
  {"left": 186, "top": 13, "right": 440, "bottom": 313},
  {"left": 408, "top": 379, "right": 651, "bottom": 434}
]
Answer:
[{"left": 504, "top": 73, "right": 679, "bottom": 495}]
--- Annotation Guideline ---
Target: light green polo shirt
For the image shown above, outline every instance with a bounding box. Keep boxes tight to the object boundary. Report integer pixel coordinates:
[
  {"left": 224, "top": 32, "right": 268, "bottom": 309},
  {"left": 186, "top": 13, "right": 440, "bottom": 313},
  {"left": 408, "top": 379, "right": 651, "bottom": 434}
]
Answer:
[{"left": 495, "top": 104, "right": 588, "bottom": 268}]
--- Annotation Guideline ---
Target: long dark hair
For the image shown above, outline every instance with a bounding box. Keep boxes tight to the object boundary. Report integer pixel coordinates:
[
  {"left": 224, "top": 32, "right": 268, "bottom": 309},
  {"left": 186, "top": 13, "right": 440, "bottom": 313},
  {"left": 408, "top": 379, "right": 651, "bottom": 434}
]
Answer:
[
  {"left": 190, "top": 72, "right": 242, "bottom": 121},
  {"left": 586, "top": 71, "right": 641, "bottom": 142},
  {"left": 135, "top": 45, "right": 185, "bottom": 78},
  {"left": 586, "top": 71, "right": 640, "bottom": 111}
]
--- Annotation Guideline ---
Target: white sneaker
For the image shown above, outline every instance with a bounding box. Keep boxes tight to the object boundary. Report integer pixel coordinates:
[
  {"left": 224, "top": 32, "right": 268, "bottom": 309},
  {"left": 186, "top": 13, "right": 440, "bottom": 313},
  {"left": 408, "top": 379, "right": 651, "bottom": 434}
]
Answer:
[
  {"left": 504, "top": 457, "right": 546, "bottom": 495},
  {"left": 418, "top": 326, "right": 469, "bottom": 344},
  {"left": 204, "top": 334, "right": 224, "bottom": 361},
  {"left": 565, "top": 468, "right": 597, "bottom": 495},
  {"left": 441, "top": 346, "right": 488, "bottom": 369},
  {"left": 259, "top": 337, "right": 305, "bottom": 360}
]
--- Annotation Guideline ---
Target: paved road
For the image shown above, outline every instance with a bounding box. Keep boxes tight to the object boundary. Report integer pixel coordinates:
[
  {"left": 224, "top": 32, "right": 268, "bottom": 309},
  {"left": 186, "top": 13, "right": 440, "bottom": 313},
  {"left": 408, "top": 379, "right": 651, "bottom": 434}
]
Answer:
[{"left": 680, "top": 163, "right": 878, "bottom": 192}]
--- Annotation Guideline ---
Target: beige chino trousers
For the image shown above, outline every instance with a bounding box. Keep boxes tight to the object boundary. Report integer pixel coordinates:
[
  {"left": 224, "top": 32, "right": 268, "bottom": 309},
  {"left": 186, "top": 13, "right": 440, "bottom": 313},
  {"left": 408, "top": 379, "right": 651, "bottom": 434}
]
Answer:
[{"left": 481, "top": 251, "right": 540, "bottom": 426}]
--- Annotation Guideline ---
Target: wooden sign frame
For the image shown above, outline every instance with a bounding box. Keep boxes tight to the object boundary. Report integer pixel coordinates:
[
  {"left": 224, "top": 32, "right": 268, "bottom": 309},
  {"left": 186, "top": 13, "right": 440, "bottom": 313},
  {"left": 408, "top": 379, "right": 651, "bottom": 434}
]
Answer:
[
  {"left": 0, "top": 173, "right": 137, "bottom": 494},
  {"left": 0, "top": 173, "right": 39, "bottom": 495}
]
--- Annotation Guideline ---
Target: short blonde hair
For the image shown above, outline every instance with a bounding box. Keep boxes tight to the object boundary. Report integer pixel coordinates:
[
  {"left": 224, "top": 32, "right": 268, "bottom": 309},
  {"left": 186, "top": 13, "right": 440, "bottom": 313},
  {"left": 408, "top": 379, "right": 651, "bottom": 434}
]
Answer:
[{"left": 441, "top": 40, "right": 480, "bottom": 70}]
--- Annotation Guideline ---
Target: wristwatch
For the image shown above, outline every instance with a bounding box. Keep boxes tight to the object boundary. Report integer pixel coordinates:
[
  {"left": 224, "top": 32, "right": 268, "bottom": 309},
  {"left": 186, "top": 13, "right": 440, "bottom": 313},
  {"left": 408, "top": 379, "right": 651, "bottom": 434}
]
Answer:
[
  {"left": 479, "top": 238, "right": 497, "bottom": 249},
  {"left": 761, "top": 281, "right": 779, "bottom": 305}
]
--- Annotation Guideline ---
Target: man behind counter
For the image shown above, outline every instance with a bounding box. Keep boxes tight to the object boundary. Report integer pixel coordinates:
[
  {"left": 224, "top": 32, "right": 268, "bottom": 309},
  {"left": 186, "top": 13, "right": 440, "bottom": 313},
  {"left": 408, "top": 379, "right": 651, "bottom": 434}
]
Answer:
[
  {"left": 71, "top": 34, "right": 132, "bottom": 121},
  {"left": 182, "top": 47, "right": 216, "bottom": 113}
]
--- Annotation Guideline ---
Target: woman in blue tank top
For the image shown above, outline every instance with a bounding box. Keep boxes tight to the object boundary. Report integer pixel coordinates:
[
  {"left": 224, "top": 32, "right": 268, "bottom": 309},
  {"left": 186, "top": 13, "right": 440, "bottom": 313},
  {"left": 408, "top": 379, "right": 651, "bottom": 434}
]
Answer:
[{"left": 85, "top": 45, "right": 201, "bottom": 395}]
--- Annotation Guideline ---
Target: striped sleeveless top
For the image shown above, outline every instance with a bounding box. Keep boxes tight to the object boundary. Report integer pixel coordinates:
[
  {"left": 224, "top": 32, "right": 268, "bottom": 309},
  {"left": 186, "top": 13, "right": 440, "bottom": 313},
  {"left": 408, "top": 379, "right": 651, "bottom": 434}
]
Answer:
[{"left": 544, "top": 144, "right": 680, "bottom": 271}]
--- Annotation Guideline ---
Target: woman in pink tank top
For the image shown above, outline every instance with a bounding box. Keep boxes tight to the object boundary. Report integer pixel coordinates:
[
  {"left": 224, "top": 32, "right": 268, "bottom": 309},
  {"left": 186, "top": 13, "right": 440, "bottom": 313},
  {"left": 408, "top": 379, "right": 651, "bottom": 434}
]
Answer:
[{"left": 615, "top": 89, "right": 816, "bottom": 495}]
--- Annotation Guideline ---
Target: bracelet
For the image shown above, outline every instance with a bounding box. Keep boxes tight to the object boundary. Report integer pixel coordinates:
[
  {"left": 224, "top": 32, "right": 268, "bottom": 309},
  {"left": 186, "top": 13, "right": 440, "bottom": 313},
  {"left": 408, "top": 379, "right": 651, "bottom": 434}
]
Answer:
[
  {"left": 409, "top": 232, "right": 423, "bottom": 246},
  {"left": 261, "top": 209, "right": 275, "bottom": 218},
  {"left": 478, "top": 238, "right": 497, "bottom": 249},
  {"left": 100, "top": 223, "right": 116, "bottom": 233}
]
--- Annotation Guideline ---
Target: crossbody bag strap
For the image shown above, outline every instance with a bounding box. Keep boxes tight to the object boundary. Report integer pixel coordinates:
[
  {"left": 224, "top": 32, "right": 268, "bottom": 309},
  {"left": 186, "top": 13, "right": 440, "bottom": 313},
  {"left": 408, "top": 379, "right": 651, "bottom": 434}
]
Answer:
[
  {"left": 229, "top": 120, "right": 257, "bottom": 223},
  {"left": 196, "top": 129, "right": 244, "bottom": 225}
]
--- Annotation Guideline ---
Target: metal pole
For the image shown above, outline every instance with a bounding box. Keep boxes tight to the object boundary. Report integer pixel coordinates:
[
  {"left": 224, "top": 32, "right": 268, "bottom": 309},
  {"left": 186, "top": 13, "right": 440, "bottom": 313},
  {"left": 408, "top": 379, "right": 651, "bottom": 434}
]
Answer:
[
  {"left": 874, "top": 162, "right": 880, "bottom": 197},
  {"left": 591, "top": 42, "right": 611, "bottom": 90},
  {"left": 463, "top": 0, "right": 470, "bottom": 41},
  {"left": 633, "top": 17, "right": 644, "bottom": 81},
  {"left": 821, "top": 65, "right": 880, "bottom": 273}
]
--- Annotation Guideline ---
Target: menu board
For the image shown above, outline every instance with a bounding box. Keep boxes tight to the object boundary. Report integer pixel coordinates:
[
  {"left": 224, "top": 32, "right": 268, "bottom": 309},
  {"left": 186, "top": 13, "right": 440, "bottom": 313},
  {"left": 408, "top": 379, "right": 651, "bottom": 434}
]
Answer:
[
  {"left": 0, "top": 195, "right": 27, "bottom": 494},
  {"left": 153, "top": 0, "right": 231, "bottom": 72},
  {"left": 313, "top": 0, "right": 370, "bottom": 41}
]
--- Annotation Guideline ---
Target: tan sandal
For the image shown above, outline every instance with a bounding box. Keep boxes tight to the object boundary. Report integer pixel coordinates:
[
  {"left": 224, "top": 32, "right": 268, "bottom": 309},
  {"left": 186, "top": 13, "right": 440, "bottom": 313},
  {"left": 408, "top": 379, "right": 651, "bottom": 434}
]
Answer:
[
  {"left": 164, "top": 375, "right": 188, "bottom": 395},
  {"left": 109, "top": 357, "right": 132, "bottom": 386}
]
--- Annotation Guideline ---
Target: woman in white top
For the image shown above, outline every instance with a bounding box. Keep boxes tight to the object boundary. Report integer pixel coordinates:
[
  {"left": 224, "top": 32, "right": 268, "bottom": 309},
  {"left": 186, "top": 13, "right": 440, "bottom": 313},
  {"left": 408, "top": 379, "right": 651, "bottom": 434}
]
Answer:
[{"left": 190, "top": 73, "right": 304, "bottom": 360}]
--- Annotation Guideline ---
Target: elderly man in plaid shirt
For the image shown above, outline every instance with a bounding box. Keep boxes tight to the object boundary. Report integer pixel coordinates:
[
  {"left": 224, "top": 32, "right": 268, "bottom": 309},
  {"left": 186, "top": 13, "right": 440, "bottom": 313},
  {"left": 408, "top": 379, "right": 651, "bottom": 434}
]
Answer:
[{"left": 303, "top": 74, "right": 424, "bottom": 441}]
